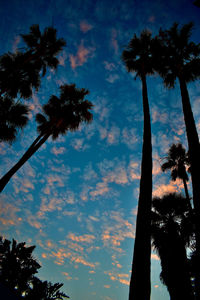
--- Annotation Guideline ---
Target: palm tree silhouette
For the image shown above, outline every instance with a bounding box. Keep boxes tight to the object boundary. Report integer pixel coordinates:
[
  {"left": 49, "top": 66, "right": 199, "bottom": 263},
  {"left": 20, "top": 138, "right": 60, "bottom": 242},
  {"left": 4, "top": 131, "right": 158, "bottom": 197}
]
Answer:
[
  {"left": 151, "top": 193, "right": 194, "bottom": 299},
  {"left": 0, "top": 24, "right": 66, "bottom": 99},
  {"left": 155, "top": 23, "right": 200, "bottom": 297},
  {"left": 0, "top": 25, "right": 66, "bottom": 143},
  {"left": 21, "top": 24, "right": 66, "bottom": 78},
  {"left": 161, "top": 143, "right": 192, "bottom": 210},
  {"left": 122, "top": 30, "right": 154, "bottom": 300},
  {"left": 0, "top": 84, "right": 93, "bottom": 193},
  {"left": 0, "top": 96, "right": 29, "bottom": 143}
]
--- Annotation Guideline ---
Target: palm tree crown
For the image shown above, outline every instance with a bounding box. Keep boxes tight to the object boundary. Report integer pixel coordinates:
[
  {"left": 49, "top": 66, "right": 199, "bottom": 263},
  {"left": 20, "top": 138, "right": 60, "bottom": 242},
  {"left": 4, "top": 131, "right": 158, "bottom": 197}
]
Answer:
[
  {"left": 151, "top": 193, "right": 194, "bottom": 299},
  {"left": 161, "top": 143, "right": 190, "bottom": 182},
  {"left": 155, "top": 22, "right": 200, "bottom": 87},
  {"left": 36, "top": 83, "right": 93, "bottom": 139},
  {"left": 0, "top": 96, "right": 29, "bottom": 143},
  {"left": 122, "top": 30, "right": 155, "bottom": 78},
  {"left": 21, "top": 24, "right": 66, "bottom": 77}
]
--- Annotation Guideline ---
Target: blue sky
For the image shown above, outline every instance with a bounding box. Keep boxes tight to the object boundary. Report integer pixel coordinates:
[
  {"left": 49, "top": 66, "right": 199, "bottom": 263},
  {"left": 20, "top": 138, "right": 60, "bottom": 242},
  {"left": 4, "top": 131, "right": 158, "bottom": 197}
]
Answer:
[{"left": 0, "top": 0, "right": 200, "bottom": 299}]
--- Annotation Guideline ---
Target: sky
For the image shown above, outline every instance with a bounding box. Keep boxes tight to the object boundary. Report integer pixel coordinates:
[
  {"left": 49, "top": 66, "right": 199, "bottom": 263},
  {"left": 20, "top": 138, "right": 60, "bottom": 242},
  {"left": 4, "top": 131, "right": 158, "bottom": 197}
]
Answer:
[{"left": 0, "top": 0, "right": 200, "bottom": 299}]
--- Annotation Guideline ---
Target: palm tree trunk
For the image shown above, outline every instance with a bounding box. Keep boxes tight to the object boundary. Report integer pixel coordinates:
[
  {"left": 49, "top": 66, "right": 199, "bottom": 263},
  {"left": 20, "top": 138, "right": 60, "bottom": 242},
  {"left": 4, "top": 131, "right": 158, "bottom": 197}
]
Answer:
[
  {"left": 0, "top": 132, "right": 50, "bottom": 193},
  {"left": 129, "top": 74, "right": 152, "bottom": 300},
  {"left": 182, "top": 178, "right": 192, "bottom": 211},
  {"left": 179, "top": 76, "right": 200, "bottom": 299}
]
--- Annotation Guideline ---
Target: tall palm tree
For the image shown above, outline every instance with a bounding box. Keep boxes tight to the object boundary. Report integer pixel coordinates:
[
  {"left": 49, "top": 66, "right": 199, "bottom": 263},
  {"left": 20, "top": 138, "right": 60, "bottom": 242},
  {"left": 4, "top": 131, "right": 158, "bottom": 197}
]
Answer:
[
  {"left": 122, "top": 30, "right": 154, "bottom": 300},
  {"left": 151, "top": 193, "right": 194, "bottom": 299},
  {"left": 0, "top": 96, "right": 29, "bottom": 143},
  {"left": 0, "top": 84, "right": 93, "bottom": 193},
  {"left": 155, "top": 23, "right": 200, "bottom": 297},
  {"left": 161, "top": 143, "right": 192, "bottom": 210}
]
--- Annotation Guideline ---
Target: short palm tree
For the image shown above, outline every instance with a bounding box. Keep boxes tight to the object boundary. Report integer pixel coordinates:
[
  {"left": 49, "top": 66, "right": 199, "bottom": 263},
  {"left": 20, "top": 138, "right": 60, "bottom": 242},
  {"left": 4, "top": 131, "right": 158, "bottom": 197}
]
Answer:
[
  {"left": 151, "top": 193, "right": 194, "bottom": 299},
  {"left": 155, "top": 23, "right": 200, "bottom": 297},
  {"left": 0, "top": 84, "right": 93, "bottom": 193},
  {"left": 0, "top": 96, "right": 29, "bottom": 143},
  {"left": 161, "top": 143, "right": 192, "bottom": 210},
  {"left": 122, "top": 30, "right": 154, "bottom": 300}
]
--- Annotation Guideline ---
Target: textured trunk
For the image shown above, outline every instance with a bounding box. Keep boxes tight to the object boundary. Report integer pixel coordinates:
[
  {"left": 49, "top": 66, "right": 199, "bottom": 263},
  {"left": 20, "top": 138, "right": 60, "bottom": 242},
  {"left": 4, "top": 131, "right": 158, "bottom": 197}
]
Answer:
[
  {"left": 179, "top": 76, "right": 200, "bottom": 299},
  {"left": 129, "top": 74, "right": 152, "bottom": 300},
  {"left": 0, "top": 132, "right": 50, "bottom": 193}
]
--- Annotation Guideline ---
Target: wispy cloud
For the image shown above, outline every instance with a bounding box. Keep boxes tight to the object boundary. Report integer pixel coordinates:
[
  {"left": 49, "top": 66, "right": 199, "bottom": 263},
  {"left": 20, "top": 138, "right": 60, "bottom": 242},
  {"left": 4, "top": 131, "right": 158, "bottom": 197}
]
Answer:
[
  {"left": 69, "top": 42, "right": 95, "bottom": 69},
  {"left": 80, "top": 20, "right": 93, "bottom": 33}
]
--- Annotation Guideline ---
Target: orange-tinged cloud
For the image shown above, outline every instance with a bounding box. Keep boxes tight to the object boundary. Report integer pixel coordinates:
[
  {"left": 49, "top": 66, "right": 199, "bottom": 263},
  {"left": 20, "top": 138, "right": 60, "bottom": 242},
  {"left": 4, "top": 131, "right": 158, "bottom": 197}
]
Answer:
[
  {"left": 105, "top": 271, "right": 130, "bottom": 286},
  {"left": 80, "top": 21, "right": 93, "bottom": 33},
  {"left": 68, "top": 233, "right": 95, "bottom": 243},
  {"left": 153, "top": 181, "right": 183, "bottom": 197},
  {"left": 71, "top": 256, "right": 96, "bottom": 268},
  {"left": 151, "top": 253, "right": 160, "bottom": 261},
  {"left": 69, "top": 43, "right": 95, "bottom": 69}
]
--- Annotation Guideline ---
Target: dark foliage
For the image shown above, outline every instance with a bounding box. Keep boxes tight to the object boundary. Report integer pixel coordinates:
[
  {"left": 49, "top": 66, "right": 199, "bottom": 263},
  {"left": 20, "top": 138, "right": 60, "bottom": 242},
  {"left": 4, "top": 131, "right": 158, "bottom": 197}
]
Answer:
[{"left": 0, "top": 237, "right": 69, "bottom": 300}]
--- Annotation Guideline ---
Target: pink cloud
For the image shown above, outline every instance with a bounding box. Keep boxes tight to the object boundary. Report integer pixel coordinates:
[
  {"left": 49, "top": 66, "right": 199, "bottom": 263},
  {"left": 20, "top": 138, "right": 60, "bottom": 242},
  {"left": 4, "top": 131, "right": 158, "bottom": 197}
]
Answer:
[
  {"left": 69, "top": 42, "right": 95, "bottom": 69},
  {"left": 80, "top": 21, "right": 93, "bottom": 33},
  {"left": 151, "top": 253, "right": 160, "bottom": 261},
  {"left": 111, "top": 29, "right": 119, "bottom": 55},
  {"left": 51, "top": 146, "right": 66, "bottom": 155},
  {"left": 153, "top": 181, "right": 183, "bottom": 198}
]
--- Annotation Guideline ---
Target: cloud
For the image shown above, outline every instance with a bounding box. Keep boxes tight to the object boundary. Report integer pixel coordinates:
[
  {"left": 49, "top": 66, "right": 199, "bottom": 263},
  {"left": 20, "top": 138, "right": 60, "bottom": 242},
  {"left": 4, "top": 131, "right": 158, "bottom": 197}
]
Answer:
[
  {"left": 106, "top": 74, "right": 119, "bottom": 83},
  {"left": 105, "top": 271, "right": 129, "bottom": 286},
  {"left": 90, "top": 181, "right": 109, "bottom": 197},
  {"left": 58, "top": 51, "right": 67, "bottom": 66},
  {"left": 151, "top": 253, "right": 160, "bottom": 261},
  {"left": 153, "top": 181, "right": 183, "bottom": 197},
  {"left": 71, "top": 256, "right": 97, "bottom": 268},
  {"left": 122, "top": 128, "right": 138, "bottom": 149},
  {"left": 110, "top": 29, "right": 119, "bottom": 55},
  {"left": 69, "top": 42, "right": 95, "bottom": 69},
  {"left": 12, "top": 35, "right": 21, "bottom": 52},
  {"left": 103, "top": 61, "right": 116, "bottom": 71},
  {"left": 0, "top": 200, "right": 21, "bottom": 226},
  {"left": 80, "top": 21, "right": 93, "bottom": 33},
  {"left": 70, "top": 138, "right": 89, "bottom": 151},
  {"left": 51, "top": 146, "right": 66, "bottom": 155},
  {"left": 68, "top": 233, "right": 95, "bottom": 243},
  {"left": 152, "top": 109, "right": 168, "bottom": 124}
]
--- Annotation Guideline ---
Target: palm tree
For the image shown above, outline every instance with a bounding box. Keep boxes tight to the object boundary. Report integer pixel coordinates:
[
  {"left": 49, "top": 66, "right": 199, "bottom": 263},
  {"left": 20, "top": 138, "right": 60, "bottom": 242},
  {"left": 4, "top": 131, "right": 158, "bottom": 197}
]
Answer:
[
  {"left": 0, "top": 96, "right": 29, "bottom": 143},
  {"left": 0, "top": 24, "right": 66, "bottom": 143},
  {"left": 151, "top": 193, "right": 194, "bottom": 299},
  {"left": 21, "top": 24, "right": 66, "bottom": 78},
  {"left": 161, "top": 143, "right": 192, "bottom": 210},
  {"left": 0, "top": 24, "right": 66, "bottom": 99},
  {"left": 155, "top": 23, "right": 200, "bottom": 297},
  {"left": 0, "top": 84, "right": 93, "bottom": 193},
  {"left": 122, "top": 30, "right": 154, "bottom": 300}
]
